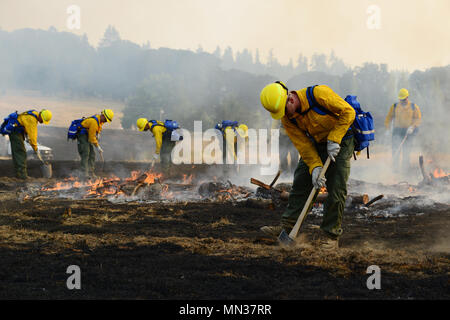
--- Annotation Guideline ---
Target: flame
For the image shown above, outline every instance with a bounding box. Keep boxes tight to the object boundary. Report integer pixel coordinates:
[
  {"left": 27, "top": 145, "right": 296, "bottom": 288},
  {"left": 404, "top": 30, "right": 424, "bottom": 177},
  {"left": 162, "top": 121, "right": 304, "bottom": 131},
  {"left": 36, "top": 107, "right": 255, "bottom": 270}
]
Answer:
[
  {"left": 40, "top": 170, "right": 163, "bottom": 199},
  {"left": 182, "top": 174, "right": 193, "bottom": 184},
  {"left": 433, "top": 168, "right": 448, "bottom": 178}
]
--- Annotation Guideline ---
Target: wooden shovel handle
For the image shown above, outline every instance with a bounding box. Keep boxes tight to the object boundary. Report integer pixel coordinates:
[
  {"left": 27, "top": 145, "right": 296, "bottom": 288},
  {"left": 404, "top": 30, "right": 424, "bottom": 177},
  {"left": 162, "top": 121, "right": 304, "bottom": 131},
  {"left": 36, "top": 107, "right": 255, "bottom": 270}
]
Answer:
[{"left": 288, "top": 157, "right": 332, "bottom": 239}]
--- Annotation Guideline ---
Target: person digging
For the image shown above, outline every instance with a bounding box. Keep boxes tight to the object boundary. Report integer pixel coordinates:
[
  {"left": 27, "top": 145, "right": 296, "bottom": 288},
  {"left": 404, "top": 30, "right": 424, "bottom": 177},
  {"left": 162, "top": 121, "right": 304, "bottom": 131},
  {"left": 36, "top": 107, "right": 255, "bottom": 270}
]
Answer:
[
  {"left": 74, "top": 109, "right": 114, "bottom": 180},
  {"left": 259, "top": 82, "right": 356, "bottom": 250},
  {"left": 0, "top": 109, "right": 52, "bottom": 179}
]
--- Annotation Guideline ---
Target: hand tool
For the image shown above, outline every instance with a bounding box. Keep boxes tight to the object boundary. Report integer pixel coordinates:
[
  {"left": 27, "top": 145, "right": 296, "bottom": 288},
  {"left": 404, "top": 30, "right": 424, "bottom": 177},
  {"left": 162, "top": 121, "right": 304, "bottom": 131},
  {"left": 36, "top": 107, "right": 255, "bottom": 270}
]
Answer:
[{"left": 278, "top": 157, "right": 331, "bottom": 246}]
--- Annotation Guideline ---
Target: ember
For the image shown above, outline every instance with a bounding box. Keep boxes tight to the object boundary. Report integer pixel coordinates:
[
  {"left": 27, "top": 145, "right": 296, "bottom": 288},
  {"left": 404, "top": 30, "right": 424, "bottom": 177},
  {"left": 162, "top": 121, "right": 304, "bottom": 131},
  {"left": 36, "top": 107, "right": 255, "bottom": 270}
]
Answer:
[
  {"left": 433, "top": 168, "right": 448, "bottom": 179},
  {"left": 39, "top": 170, "right": 163, "bottom": 199}
]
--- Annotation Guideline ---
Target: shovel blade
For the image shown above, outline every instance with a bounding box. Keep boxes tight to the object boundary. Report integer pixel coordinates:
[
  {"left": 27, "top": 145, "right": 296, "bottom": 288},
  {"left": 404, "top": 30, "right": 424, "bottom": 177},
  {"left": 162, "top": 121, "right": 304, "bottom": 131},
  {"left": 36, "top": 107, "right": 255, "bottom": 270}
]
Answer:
[
  {"left": 278, "top": 229, "right": 294, "bottom": 246},
  {"left": 40, "top": 163, "right": 52, "bottom": 178}
]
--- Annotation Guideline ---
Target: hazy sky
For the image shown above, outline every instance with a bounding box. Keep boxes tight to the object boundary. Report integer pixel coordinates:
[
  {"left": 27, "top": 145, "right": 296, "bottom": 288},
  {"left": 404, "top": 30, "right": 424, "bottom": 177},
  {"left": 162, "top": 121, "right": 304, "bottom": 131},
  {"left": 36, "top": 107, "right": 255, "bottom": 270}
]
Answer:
[{"left": 0, "top": 0, "right": 449, "bottom": 72}]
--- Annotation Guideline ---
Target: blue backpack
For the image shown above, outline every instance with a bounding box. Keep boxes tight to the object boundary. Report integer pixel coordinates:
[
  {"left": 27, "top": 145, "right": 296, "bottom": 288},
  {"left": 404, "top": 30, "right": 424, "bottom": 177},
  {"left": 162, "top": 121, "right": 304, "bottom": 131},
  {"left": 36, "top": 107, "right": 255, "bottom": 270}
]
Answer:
[
  {"left": 344, "top": 95, "right": 374, "bottom": 153},
  {"left": 0, "top": 110, "right": 38, "bottom": 135},
  {"left": 215, "top": 120, "right": 239, "bottom": 135},
  {"left": 303, "top": 85, "right": 374, "bottom": 158},
  {"left": 67, "top": 116, "right": 99, "bottom": 140},
  {"left": 149, "top": 119, "right": 180, "bottom": 132}
]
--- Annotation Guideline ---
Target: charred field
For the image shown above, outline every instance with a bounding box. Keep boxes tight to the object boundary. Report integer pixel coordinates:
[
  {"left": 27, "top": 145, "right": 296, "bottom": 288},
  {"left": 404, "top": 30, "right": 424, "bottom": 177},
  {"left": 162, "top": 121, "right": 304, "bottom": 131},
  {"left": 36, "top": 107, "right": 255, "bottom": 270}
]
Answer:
[{"left": 0, "top": 163, "right": 449, "bottom": 300}]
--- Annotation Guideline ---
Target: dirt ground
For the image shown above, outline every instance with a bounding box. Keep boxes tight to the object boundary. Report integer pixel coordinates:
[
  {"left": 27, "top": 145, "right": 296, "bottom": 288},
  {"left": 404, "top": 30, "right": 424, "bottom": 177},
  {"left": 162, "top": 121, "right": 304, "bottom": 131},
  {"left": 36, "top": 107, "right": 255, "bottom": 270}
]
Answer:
[{"left": 0, "top": 174, "right": 449, "bottom": 300}]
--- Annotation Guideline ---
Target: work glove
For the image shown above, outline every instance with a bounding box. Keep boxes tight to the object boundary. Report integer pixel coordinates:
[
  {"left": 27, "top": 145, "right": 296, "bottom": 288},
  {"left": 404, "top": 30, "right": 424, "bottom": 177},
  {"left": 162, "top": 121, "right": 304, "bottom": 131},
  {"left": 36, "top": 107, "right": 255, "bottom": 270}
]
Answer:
[
  {"left": 96, "top": 145, "right": 104, "bottom": 153},
  {"left": 152, "top": 154, "right": 160, "bottom": 161},
  {"left": 406, "top": 126, "right": 414, "bottom": 135},
  {"left": 327, "top": 140, "right": 340, "bottom": 162},
  {"left": 311, "top": 166, "right": 327, "bottom": 189}
]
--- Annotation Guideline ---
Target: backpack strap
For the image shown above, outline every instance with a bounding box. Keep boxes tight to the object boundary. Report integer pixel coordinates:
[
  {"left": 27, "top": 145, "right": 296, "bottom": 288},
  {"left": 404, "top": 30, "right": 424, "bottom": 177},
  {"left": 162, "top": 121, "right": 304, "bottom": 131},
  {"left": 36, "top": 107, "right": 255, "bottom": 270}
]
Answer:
[
  {"left": 304, "top": 86, "right": 338, "bottom": 118},
  {"left": 92, "top": 115, "right": 100, "bottom": 126},
  {"left": 392, "top": 102, "right": 415, "bottom": 121},
  {"left": 23, "top": 110, "right": 39, "bottom": 121},
  {"left": 149, "top": 120, "right": 163, "bottom": 131}
]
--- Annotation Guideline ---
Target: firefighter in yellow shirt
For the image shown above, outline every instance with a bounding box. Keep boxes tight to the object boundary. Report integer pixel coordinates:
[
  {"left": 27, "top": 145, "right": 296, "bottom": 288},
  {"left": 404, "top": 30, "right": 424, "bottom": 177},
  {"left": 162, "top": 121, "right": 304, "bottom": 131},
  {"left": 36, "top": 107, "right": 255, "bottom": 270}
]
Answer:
[
  {"left": 136, "top": 118, "right": 183, "bottom": 172},
  {"left": 384, "top": 88, "right": 421, "bottom": 172},
  {"left": 259, "top": 82, "right": 356, "bottom": 250},
  {"left": 0, "top": 109, "right": 52, "bottom": 179},
  {"left": 75, "top": 109, "right": 114, "bottom": 179},
  {"left": 214, "top": 121, "right": 249, "bottom": 176}
]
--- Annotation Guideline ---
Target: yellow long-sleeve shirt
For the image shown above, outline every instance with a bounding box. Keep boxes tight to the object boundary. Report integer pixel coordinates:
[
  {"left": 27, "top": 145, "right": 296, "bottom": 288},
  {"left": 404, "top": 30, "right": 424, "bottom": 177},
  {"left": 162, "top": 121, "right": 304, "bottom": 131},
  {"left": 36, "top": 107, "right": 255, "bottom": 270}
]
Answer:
[
  {"left": 384, "top": 101, "right": 421, "bottom": 129},
  {"left": 80, "top": 115, "right": 103, "bottom": 147},
  {"left": 281, "top": 85, "right": 355, "bottom": 173},
  {"left": 17, "top": 110, "right": 40, "bottom": 152},
  {"left": 150, "top": 121, "right": 168, "bottom": 154}
]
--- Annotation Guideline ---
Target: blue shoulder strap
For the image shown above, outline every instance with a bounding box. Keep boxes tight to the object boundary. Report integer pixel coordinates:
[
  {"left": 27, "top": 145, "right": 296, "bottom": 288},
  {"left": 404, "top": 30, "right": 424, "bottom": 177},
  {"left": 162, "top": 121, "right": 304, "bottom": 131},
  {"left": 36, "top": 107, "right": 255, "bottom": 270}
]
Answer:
[
  {"left": 25, "top": 110, "right": 39, "bottom": 121},
  {"left": 89, "top": 115, "right": 100, "bottom": 126},
  {"left": 149, "top": 120, "right": 160, "bottom": 131},
  {"left": 393, "top": 102, "right": 415, "bottom": 116},
  {"left": 304, "top": 85, "right": 337, "bottom": 118}
]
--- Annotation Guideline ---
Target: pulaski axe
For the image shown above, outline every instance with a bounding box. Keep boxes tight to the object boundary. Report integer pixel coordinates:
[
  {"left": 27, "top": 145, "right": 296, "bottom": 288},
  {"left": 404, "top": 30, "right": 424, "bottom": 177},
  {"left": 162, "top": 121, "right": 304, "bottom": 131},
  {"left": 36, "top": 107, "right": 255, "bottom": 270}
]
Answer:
[{"left": 278, "top": 157, "right": 331, "bottom": 246}]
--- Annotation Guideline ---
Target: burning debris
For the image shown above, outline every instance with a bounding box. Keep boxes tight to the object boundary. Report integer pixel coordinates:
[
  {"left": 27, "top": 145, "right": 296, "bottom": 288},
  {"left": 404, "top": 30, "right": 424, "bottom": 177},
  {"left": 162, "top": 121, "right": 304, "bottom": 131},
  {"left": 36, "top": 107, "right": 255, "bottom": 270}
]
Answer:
[
  {"left": 19, "top": 170, "right": 169, "bottom": 201},
  {"left": 198, "top": 180, "right": 252, "bottom": 202},
  {"left": 10, "top": 153, "right": 450, "bottom": 221},
  {"left": 418, "top": 155, "right": 450, "bottom": 188},
  {"left": 19, "top": 169, "right": 253, "bottom": 203}
]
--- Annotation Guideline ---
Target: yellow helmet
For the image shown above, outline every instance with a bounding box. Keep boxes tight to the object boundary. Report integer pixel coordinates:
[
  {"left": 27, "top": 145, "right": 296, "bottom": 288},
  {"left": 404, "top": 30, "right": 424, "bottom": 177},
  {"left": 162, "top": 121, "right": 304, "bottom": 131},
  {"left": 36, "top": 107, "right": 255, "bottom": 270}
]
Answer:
[
  {"left": 260, "top": 81, "right": 288, "bottom": 120},
  {"left": 40, "top": 109, "right": 52, "bottom": 125},
  {"left": 398, "top": 88, "right": 409, "bottom": 100},
  {"left": 102, "top": 109, "right": 114, "bottom": 122},
  {"left": 237, "top": 124, "right": 248, "bottom": 138},
  {"left": 136, "top": 118, "right": 148, "bottom": 131}
]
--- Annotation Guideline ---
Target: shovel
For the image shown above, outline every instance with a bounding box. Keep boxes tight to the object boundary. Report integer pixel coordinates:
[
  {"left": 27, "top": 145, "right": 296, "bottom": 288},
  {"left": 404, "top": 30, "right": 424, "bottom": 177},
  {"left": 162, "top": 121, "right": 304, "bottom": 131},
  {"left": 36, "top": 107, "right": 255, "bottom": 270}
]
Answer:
[
  {"left": 278, "top": 157, "right": 331, "bottom": 246},
  {"left": 393, "top": 131, "right": 409, "bottom": 158},
  {"left": 40, "top": 161, "right": 52, "bottom": 178},
  {"left": 98, "top": 150, "right": 105, "bottom": 175},
  {"left": 36, "top": 150, "right": 52, "bottom": 178}
]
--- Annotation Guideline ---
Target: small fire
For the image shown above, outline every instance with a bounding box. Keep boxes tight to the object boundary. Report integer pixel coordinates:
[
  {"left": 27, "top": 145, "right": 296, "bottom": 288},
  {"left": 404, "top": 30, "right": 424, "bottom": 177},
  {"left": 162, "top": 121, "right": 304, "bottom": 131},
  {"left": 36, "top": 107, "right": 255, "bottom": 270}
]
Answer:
[
  {"left": 182, "top": 174, "right": 193, "bottom": 184},
  {"left": 41, "top": 170, "right": 163, "bottom": 199},
  {"left": 433, "top": 168, "right": 449, "bottom": 178}
]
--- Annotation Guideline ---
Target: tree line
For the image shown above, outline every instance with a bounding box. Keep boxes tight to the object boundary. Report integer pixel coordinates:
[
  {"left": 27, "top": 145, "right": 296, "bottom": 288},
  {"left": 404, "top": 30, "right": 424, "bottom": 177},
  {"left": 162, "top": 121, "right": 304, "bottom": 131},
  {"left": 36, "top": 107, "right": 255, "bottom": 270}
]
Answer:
[{"left": 0, "top": 26, "right": 448, "bottom": 141}]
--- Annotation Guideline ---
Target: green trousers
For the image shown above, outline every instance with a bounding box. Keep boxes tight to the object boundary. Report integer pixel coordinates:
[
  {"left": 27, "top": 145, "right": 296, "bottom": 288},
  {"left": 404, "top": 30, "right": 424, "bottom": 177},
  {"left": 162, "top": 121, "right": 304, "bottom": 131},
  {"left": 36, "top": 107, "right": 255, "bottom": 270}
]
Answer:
[
  {"left": 77, "top": 134, "right": 96, "bottom": 177},
  {"left": 10, "top": 131, "right": 28, "bottom": 179},
  {"left": 160, "top": 133, "right": 176, "bottom": 171},
  {"left": 281, "top": 137, "right": 355, "bottom": 239}
]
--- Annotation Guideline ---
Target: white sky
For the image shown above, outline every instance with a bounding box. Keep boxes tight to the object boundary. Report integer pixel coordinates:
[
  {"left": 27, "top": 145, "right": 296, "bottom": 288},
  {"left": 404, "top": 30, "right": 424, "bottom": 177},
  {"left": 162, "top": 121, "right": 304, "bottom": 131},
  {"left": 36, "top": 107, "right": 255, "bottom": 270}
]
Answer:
[{"left": 0, "top": 0, "right": 449, "bottom": 72}]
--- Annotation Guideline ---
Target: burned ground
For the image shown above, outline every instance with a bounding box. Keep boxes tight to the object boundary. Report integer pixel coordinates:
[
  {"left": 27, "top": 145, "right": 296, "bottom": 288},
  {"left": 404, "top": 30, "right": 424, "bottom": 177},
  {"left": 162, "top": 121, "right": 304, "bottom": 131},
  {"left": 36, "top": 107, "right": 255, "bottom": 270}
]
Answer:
[{"left": 0, "top": 176, "right": 448, "bottom": 299}]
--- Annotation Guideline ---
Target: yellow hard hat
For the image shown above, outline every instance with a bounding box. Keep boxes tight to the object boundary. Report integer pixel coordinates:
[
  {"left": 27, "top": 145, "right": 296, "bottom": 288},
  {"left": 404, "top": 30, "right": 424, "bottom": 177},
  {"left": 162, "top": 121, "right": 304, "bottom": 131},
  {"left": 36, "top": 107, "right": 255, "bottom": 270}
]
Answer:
[
  {"left": 102, "top": 109, "right": 114, "bottom": 122},
  {"left": 398, "top": 88, "right": 409, "bottom": 100},
  {"left": 237, "top": 124, "right": 248, "bottom": 138},
  {"left": 136, "top": 118, "right": 148, "bottom": 131},
  {"left": 40, "top": 109, "right": 52, "bottom": 125},
  {"left": 260, "top": 81, "right": 288, "bottom": 120}
]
